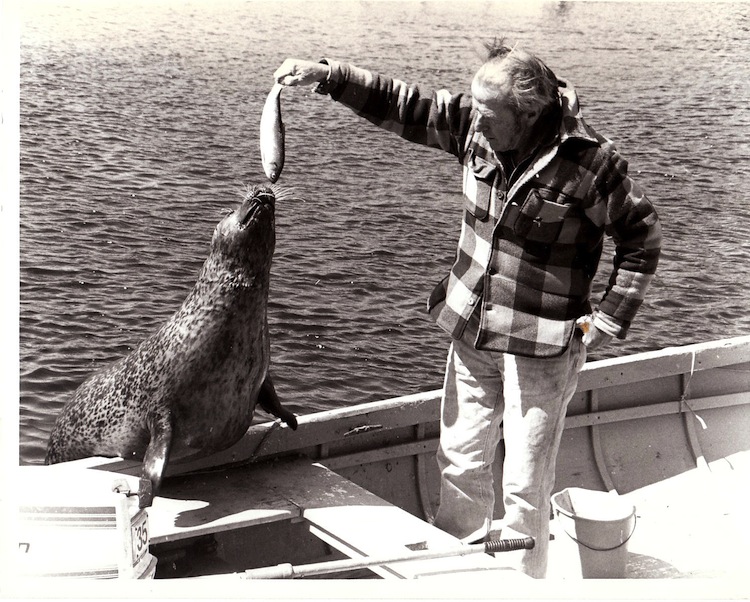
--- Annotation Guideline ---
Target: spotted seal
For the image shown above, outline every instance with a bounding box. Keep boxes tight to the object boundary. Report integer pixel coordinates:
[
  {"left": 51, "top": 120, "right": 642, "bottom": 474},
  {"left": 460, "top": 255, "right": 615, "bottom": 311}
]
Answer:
[{"left": 45, "top": 185, "right": 297, "bottom": 507}]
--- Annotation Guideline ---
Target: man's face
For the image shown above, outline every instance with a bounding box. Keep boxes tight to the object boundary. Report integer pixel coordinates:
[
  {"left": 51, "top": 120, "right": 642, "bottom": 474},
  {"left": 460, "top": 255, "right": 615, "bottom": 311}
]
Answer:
[{"left": 471, "top": 71, "right": 536, "bottom": 155}]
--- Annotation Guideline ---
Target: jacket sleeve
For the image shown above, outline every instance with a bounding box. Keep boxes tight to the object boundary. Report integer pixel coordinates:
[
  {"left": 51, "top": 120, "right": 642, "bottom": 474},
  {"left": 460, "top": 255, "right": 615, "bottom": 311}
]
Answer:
[
  {"left": 316, "top": 59, "right": 474, "bottom": 159},
  {"left": 593, "top": 148, "right": 662, "bottom": 338}
]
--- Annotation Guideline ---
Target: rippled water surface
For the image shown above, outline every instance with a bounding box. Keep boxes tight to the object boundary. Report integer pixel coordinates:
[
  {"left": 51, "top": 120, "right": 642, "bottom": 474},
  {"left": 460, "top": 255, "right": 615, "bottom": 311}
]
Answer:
[{"left": 18, "top": 1, "right": 750, "bottom": 464}]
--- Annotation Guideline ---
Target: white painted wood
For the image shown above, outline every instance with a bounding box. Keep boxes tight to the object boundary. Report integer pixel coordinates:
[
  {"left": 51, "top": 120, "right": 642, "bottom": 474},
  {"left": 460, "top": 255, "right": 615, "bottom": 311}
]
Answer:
[{"left": 257, "top": 460, "right": 517, "bottom": 579}]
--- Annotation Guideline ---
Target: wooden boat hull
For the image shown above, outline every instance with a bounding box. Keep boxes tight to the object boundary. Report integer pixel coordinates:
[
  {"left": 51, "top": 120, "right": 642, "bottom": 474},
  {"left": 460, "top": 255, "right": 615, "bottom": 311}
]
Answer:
[{"left": 21, "top": 335, "right": 750, "bottom": 580}]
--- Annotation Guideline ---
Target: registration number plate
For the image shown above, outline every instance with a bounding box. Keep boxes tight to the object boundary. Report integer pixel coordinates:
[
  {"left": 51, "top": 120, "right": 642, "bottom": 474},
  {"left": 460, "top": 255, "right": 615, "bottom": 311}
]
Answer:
[{"left": 130, "top": 511, "right": 149, "bottom": 566}]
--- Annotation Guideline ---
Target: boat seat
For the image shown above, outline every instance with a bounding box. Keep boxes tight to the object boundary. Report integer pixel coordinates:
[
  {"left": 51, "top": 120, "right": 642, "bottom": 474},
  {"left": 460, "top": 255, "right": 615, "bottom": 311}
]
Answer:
[
  {"left": 257, "top": 459, "right": 519, "bottom": 579},
  {"left": 67, "top": 456, "right": 302, "bottom": 546},
  {"left": 85, "top": 456, "right": 521, "bottom": 579}
]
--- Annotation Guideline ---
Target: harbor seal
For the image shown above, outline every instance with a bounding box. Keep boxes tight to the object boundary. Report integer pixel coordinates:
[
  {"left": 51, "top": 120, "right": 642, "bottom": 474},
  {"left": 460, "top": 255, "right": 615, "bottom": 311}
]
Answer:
[{"left": 45, "top": 185, "right": 297, "bottom": 507}]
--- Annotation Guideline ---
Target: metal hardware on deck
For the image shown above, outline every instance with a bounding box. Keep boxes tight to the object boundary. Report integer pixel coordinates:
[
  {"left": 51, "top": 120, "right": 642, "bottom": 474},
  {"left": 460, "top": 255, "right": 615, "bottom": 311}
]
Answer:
[
  {"left": 344, "top": 424, "right": 383, "bottom": 437},
  {"left": 112, "top": 479, "right": 136, "bottom": 497},
  {"left": 243, "top": 537, "right": 534, "bottom": 579}
]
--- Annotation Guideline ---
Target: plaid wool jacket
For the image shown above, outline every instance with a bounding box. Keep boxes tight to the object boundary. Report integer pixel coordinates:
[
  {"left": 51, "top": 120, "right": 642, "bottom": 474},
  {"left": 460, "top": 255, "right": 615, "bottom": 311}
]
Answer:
[{"left": 316, "top": 60, "right": 662, "bottom": 358}]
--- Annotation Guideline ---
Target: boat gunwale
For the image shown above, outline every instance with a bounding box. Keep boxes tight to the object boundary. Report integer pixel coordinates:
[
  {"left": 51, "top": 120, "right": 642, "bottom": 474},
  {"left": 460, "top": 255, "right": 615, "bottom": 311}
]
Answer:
[{"left": 88, "top": 334, "right": 750, "bottom": 478}]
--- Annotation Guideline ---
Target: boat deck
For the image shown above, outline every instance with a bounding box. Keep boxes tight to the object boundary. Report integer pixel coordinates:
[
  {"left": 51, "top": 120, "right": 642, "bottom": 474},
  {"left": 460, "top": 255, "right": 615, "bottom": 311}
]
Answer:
[
  {"left": 550, "top": 451, "right": 749, "bottom": 579},
  {"left": 84, "top": 449, "right": 749, "bottom": 581},
  {"left": 96, "top": 457, "right": 525, "bottom": 580}
]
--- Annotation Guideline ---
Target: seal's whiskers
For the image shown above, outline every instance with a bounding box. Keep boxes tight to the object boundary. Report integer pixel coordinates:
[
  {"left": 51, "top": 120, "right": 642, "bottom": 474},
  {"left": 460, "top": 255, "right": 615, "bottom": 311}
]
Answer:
[{"left": 271, "top": 184, "right": 304, "bottom": 203}]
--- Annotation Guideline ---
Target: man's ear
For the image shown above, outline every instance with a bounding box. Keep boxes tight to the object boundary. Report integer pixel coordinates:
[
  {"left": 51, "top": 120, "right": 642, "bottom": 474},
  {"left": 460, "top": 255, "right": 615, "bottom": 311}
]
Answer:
[{"left": 519, "top": 109, "right": 538, "bottom": 129}]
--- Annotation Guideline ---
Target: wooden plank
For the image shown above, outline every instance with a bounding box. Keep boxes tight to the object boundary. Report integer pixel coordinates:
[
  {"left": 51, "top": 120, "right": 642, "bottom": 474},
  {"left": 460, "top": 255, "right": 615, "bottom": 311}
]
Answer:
[
  {"left": 15, "top": 459, "right": 300, "bottom": 548},
  {"left": 576, "top": 335, "right": 750, "bottom": 392},
  {"left": 91, "top": 392, "right": 441, "bottom": 478},
  {"left": 322, "top": 439, "right": 435, "bottom": 471},
  {"left": 260, "top": 460, "right": 521, "bottom": 579},
  {"left": 321, "top": 391, "right": 748, "bottom": 472},
  {"left": 147, "top": 464, "right": 301, "bottom": 544},
  {"left": 564, "top": 392, "right": 749, "bottom": 430}
]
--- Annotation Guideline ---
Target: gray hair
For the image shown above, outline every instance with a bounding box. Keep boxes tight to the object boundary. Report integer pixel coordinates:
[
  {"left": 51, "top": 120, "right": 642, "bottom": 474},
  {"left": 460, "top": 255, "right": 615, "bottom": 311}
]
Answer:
[{"left": 477, "top": 39, "right": 560, "bottom": 116}]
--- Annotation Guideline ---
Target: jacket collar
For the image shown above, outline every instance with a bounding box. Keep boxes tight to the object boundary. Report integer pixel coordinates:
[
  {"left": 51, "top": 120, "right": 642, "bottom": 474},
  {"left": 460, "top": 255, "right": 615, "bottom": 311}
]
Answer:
[
  {"left": 558, "top": 80, "right": 599, "bottom": 145},
  {"left": 503, "top": 83, "right": 599, "bottom": 200}
]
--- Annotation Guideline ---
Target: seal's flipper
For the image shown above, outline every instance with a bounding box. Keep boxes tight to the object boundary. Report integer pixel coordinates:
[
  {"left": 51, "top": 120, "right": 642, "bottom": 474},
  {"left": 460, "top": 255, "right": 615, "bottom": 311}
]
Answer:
[
  {"left": 140, "top": 410, "right": 174, "bottom": 508},
  {"left": 138, "top": 477, "right": 154, "bottom": 509},
  {"left": 257, "top": 375, "right": 298, "bottom": 430}
]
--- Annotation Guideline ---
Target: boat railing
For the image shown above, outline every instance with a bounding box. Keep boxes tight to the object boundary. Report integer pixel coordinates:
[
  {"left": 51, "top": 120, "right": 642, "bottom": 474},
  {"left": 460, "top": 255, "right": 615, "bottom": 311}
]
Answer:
[{"left": 88, "top": 335, "right": 750, "bottom": 482}]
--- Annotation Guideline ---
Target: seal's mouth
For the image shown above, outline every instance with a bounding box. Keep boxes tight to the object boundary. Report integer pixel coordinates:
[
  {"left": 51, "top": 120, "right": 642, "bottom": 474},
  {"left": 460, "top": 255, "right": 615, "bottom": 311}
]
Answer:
[{"left": 236, "top": 189, "right": 275, "bottom": 229}]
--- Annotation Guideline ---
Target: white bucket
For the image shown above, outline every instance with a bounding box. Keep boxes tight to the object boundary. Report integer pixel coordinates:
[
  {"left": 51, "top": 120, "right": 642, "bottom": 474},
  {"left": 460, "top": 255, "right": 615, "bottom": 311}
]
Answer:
[{"left": 551, "top": 487, "right": 636, "bottom": 579}]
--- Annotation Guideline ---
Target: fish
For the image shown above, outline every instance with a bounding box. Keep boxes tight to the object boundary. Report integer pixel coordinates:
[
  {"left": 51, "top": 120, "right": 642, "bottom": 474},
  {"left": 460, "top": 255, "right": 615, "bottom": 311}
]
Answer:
[{"left": 259, "top": 83, "right": 285, "bottom": 183}]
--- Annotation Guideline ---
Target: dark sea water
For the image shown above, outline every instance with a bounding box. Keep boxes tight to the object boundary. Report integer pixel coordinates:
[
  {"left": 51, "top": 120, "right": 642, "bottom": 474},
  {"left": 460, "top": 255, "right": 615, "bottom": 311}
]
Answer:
[{"left": 17, "top": 1, "right": 750, "bottom": 465}]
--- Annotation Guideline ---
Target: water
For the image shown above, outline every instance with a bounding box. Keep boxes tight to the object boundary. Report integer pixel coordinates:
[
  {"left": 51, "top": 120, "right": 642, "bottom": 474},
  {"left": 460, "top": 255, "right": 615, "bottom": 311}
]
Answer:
[{"left": 18, "top": 1, "right": 750, "bottom": 465}]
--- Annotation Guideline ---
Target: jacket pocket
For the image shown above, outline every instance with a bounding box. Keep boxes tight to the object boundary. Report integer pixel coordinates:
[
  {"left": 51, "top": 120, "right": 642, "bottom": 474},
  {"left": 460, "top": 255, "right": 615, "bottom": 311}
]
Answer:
[
  {"left": 463, "top": 153, "right": 496, "bottom": 221},
  {"left": 512, "top": 187, "right": 574, "bottom": 243}
]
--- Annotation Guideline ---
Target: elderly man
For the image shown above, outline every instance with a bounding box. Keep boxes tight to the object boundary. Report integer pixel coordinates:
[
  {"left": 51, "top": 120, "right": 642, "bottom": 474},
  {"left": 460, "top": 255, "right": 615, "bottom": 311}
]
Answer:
[{"left": 273, "top": 41, "right": 661, "bottom": 577}]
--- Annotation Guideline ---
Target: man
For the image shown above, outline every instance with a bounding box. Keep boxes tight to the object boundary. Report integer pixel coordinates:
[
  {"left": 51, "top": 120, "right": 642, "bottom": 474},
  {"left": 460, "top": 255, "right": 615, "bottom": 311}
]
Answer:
[{"left": 273, "top": 41, "right": 661, "bottom": 577}]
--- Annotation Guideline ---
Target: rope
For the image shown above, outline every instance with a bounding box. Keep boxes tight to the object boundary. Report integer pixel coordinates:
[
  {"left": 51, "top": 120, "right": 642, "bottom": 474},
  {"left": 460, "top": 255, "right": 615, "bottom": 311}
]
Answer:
[
  {"left": 248, "top": 419, "right": 282, "bottom": 462},
  {"left": 680, "top": 351, "right": 707, "bottom": 429}
]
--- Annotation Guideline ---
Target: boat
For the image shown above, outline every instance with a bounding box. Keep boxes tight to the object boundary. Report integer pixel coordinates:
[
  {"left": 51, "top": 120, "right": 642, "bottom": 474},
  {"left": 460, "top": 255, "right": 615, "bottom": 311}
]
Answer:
[{"left": 13, "top": 334, "right": 750, "bottom": 586}]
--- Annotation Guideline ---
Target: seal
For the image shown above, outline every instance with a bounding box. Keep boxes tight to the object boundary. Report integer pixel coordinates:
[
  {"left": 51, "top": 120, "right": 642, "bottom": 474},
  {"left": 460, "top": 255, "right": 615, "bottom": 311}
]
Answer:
[{"left": 45, "top": 185, "right": 297, "bottom": 507}]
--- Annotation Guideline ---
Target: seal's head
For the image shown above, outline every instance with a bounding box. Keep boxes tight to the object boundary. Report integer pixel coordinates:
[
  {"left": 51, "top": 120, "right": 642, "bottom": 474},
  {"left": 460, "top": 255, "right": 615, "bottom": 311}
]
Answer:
[{"left": 212, "top": 185, "right": 277, "bottom": 275}]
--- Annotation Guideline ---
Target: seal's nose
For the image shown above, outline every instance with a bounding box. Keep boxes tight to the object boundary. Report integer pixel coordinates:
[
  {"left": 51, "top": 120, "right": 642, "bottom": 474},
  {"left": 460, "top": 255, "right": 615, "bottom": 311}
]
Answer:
[
  {"left": 253, "top": 187, "right": 276, "bottom": 210},
  {"left": 236, "top": 189, "right": 275, "bottom": 228}
]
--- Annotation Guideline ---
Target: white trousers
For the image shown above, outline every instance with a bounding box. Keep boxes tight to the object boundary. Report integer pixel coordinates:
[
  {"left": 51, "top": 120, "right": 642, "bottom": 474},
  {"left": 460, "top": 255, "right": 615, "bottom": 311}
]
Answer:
[{"left": 433, "top": 312, "right": 586, "bottom": 578}]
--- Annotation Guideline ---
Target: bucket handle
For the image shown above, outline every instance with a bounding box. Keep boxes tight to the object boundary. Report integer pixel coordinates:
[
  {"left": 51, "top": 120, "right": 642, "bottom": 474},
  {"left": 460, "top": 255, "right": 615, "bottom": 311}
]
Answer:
[{"left": 554, "top": 510, "right": 637, "bottom": 552}]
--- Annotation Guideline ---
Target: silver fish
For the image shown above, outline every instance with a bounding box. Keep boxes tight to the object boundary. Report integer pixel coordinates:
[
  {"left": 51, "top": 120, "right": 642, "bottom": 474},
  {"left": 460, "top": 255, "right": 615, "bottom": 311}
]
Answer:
[{"left": 260, "top": 83, "right": 285, "bottom": 183}]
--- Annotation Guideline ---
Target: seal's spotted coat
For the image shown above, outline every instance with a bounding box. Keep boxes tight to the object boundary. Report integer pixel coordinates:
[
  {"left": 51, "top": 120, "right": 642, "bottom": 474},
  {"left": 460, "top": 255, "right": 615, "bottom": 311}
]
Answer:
[{"left": 46, "top": 185, "right": 297, "bottom": 507}]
